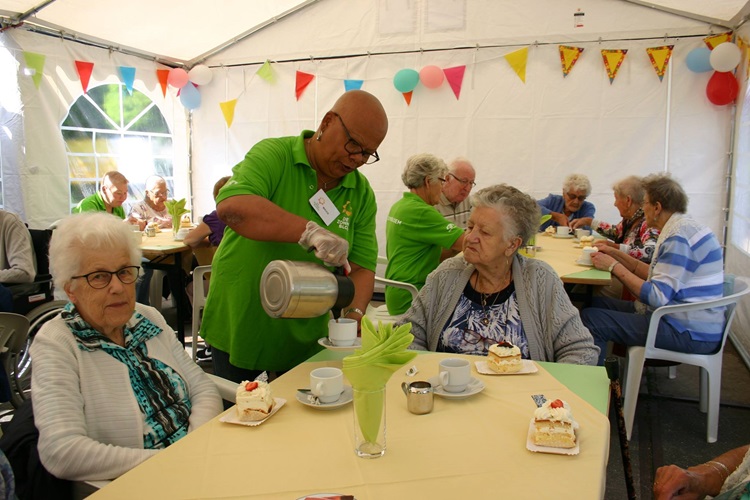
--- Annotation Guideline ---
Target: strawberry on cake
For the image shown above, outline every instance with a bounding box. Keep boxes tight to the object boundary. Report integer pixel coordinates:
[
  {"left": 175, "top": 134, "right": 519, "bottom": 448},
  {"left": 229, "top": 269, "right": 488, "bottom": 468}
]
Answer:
[
  {"left": 235, "top": 380, "right": 275, "bottom": 422},
  {"left": 533, "top": 399, "right": 577, "bottom": 449}
]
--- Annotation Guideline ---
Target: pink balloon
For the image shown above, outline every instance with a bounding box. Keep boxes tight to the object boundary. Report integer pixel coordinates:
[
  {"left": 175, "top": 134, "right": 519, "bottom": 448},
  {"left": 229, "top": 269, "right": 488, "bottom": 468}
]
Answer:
[
  {"left": 419, "top": 65, "right": 444, "bottom": 89},
  {"left": 167, "top": 68, "right": 189, "bottom": 89},
  {"left": 706, "top": 71, "right": 739, "bottom": 106}
]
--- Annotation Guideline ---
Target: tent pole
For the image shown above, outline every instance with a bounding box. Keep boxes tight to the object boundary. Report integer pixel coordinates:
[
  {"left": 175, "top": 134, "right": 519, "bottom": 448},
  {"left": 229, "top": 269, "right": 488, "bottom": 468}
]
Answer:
[{"left": 187, "top": 110, "right": 194, "bottom": 223}]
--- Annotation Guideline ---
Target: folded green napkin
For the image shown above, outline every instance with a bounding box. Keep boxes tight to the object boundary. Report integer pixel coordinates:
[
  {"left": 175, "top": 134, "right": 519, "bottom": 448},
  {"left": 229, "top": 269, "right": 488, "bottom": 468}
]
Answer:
[{"left": 342, "top": 317, "right": 417, "bottom": 444}]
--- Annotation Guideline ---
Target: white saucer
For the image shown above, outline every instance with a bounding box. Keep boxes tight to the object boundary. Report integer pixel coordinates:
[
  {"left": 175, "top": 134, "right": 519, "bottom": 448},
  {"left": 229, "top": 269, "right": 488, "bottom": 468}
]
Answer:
[
  {"left": 475, "top": 359, "right": 539, "bottom": 375},
  {"left": 552, "top": 233, "right": 575, "bottom": 239},
  {"left": 296, "top": 386, "right": 353, "bottom": 410},
  {"left": 526, "top": 418, "right": 580, "bottom": 455},
  {"left": 219, "top": 397, "right": 286, "bottom": 427},
  {"left": 427, "top": 376, "right": 485, "bottom": 399},
  {"left": 574, "top": 258, "right": 594, "bottom": 267},
  {"left": 318, "top": 337, "right": 361, "bottom": 351}
]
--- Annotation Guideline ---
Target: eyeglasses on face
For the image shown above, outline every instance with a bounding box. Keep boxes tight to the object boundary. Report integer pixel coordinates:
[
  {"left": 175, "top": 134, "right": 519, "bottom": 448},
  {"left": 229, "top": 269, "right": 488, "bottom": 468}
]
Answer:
[
  {"left": 565, "top": 192, "right": 587, "bottom": 202},
  {"left": 72, "top": 266, "right": 140, "bottom": 289},
  {"left": 330, "top": 112, "right": 380, "bottom": 165},
  {"left": 448, "top": 173, "right": 477, "bottom": 188}
]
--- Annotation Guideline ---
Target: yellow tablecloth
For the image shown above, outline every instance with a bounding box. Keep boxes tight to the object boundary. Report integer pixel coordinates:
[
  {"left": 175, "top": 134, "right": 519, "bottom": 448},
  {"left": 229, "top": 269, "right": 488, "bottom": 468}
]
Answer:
[
  {"left": 91, "top": 353, "right": 610, "bottom": 500},
  {"left": 533, "top": 234, "right": 611, "bottom": 285}
]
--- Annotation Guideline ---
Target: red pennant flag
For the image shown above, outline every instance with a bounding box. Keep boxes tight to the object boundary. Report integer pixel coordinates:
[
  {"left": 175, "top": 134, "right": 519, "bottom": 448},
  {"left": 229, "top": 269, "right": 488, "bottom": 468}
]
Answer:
[
  {"left": 156, "top": 69, "right": 170, "bottom": 97},
  {"left": 402, "top": 91, "right": 413, "bottom": 105},
  {"left": 75, "top": 61, "right": 94, "bottom": 94},
  {"left": 443, "top": 66, "right": 466, "bottom": 100},
  {"left": 295, "top": 71, "right": 315, "bottom": 100}
]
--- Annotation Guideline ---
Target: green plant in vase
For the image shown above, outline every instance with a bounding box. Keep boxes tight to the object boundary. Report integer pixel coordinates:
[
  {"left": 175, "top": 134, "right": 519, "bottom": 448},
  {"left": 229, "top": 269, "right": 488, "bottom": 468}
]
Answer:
[{"left": 164, "top": 198, "right": 190, "bottom": 238}]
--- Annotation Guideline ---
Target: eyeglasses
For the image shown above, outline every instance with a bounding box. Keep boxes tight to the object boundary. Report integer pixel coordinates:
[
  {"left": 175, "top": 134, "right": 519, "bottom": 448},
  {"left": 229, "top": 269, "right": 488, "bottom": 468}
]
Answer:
[
  {"left": 72, "top": 266, "right": 140, "bottom": 289},
  {"left": 437, "top": 177, "right": 447, "bottom": 185},
  {"left": 331, "top": 112, "right": 380, "bottom": 165},
  {"left": 448, "top": 173, "right": 476, "bottom": 188},
  {"left": 565, "top": 192, "right": 587, "bottom": 202},
  {"left": 462, "top": 328, "right": 496, "bottom": 347}
]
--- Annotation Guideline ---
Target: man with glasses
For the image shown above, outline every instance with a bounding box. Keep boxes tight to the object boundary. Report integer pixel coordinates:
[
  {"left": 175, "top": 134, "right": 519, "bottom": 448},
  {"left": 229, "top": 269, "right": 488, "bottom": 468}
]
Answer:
[
  {"left": 73, "top": 171, "right": 129, "bottom": 219},
  {"left": 127, "top": 175, "right": 172, "bottom": 230},
  {"left": 436, "top": 157, "right": 476, "bottom": 230},
  {"left": 201, "top": 90, "right": 388, "bottom": 383},
  {"left": 537, "top": 173, "right": 596, "bottom": 230}
]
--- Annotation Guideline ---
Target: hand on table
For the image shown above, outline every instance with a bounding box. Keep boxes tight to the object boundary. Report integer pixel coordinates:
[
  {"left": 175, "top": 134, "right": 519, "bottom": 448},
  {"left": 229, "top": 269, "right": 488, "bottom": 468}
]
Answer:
[
  {"left": 653, "top": 464, "right": 706, "bottom": 500},
  {"left": 570, "top": 217, "right": 593, "bottom": 230},
  {"left": 299, "top": 221, "right": 351, "bottom": 273},
  {"left": 590, "top": 251, "right": 616, "bottom": 272},
  {"left": 593, "top": 240, "right": 617, "bottom": 252}
]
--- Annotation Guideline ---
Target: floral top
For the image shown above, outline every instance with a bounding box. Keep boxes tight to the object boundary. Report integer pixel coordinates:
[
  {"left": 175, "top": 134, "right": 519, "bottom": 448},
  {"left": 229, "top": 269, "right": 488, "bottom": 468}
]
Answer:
[
  {"left": 128, "top": 200, "right": 172, "bottom": 228},
  {"left": 594, "top": 209, "right": 658, "bottom": 263}
]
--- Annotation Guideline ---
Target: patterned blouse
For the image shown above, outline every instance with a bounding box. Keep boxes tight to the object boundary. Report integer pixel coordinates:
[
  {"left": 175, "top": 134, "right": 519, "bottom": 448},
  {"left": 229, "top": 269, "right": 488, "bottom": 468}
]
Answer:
[{"left": 594, "top": 208, "right": 659, "bottom": 263}]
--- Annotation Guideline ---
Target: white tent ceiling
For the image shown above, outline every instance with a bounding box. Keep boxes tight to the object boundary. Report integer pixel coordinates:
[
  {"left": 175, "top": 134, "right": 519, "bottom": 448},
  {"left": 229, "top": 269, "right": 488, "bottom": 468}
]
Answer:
[{"left": 0, "top": 0, "right": 749, "bottom": 66}]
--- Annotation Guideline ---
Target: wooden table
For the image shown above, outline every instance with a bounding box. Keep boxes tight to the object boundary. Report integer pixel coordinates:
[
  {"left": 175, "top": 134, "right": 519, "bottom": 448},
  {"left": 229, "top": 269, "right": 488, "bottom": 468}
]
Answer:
[
  {"left": 531, "top": 233, "right": 611, "bottom": 286},
  {"left": 139, "top": 231, "right": 192, "bottom": 344},
  {"left": 91, "top": 352, "right": 611, "bottom": 500}
]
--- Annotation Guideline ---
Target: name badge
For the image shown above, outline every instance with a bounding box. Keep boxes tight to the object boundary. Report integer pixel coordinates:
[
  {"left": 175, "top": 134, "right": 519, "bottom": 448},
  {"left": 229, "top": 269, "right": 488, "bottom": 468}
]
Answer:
[{"left": 309, "top": 189, "right": 340, "bottom": 226}]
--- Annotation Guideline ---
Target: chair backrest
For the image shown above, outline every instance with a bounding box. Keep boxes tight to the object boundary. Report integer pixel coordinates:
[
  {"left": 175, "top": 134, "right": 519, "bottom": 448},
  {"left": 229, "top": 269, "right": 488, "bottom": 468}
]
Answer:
[
  {"left": 0, "top": 313, "right": 31, "bottom": 356},
  {"left": 374, "top": 275, "right": 419, "bottom": 301},
  {"left": 191, "top": 265, "right": 212, "bottom": 361},
  {"left": 28, "top": 229, "right": 53, "bottom": 278}
]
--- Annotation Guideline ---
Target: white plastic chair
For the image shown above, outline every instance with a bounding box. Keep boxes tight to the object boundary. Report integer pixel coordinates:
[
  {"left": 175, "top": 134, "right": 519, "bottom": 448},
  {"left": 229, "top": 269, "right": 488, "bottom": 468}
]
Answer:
[
  {"left": 622, "top": 276, "right": 750, "bottom": 443},
  {"left": 191, "top": 265, "right": 211, "bottom": 362},
  {"left": 366, "top": 276, "right": 419, "bottom": 325},
  {"left": 148, "top": 269, "right": 168, "bottom": 313}
]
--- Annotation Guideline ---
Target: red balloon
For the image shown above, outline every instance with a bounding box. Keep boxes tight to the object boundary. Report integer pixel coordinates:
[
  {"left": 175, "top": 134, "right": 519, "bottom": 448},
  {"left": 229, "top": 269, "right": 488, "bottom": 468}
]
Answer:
[{"left": 706, "top": 71, "right": 739, "bottom": 106}]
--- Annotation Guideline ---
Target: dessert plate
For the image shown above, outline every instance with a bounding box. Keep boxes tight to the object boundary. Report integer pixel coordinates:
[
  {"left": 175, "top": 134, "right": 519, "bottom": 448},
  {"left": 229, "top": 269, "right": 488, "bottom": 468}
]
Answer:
[
  {"left": 552, "top": 233, "right": 575, "bottom": 239},
  {"left": 296, "top": 386, "right": 353, "bottom": 410},
  {"left": 219, "top": 397, "right": 286, "bottom": 427},
  {"left": 574, "top": 259, "right": 594, "bottom": 267},
  {"left": 427, "top": 376, "right": 485, "bottom": 399},
  {"left": 318, "top": 337, "right": 362, "bottom": 351},
  {"left": 474, "top": 359, "right": 538, "bottom": 375},
  {"left": 526, "top": 419, "right": 580, "bottom": 456}
]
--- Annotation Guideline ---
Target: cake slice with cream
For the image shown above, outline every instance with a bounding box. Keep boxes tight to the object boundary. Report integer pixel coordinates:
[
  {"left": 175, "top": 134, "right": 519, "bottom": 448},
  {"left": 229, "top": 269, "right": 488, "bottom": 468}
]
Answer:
[
  {"left": 487, "top": 341, "right": 522, "bottom": 373},
  {"left": 235, "top": 380, "right": 275, "bottom": 422},
  {"left": 533, "top": 399, "right": 577, "bottom": 448}
]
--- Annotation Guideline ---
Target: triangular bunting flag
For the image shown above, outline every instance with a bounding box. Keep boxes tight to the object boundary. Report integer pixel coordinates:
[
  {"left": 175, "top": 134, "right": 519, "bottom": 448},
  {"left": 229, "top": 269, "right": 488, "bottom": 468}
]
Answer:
[
  {"left": 295, "top": 71, "right": 315, "bottom": 100},
  {"left": 156, "top": 69, "right": 169, "bottom": 97},
  {"left": 119, "top": 66, "right": 136, "bottom": 95},
  {"left": 344, "top": 79, "right": 364, "bottom": 92},
  {"left": 646, "top": 46, "right": 673, "bottom": 82},
  {"left": 559, "top": 46, "right": 584, "bottom": 77},
  {"left": 601, "top": 49, "right": 628, "bottom": 84},
  {"left": 22, "top": 52, "right": 45, "bottom": 89},
  {"left": 75, "top": 61, "right": 95, "bottom": 94},
  {"left": 704, "top": 32, "right": 733, "bottom": 50},
  {"left": 257, "top": 60, "right": 275, "bottom": 83},
  {"left": 443, "top": 65, "right": 466, "bottom": 100},
  {"left": 219, "top": 99, "right": 238, "bottom": 128},
  {"left": 504, "top": 47, "right": 529, "bottom": 83},
  {"left": 402, "top": 91, "right": 413, "bottom": 105}
]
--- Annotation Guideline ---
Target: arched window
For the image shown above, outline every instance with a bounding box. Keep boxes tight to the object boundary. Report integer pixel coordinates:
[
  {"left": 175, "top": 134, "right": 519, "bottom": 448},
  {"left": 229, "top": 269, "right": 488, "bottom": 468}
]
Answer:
[{"left": 61, "top": 84, "right": 174, "bottom": 211}]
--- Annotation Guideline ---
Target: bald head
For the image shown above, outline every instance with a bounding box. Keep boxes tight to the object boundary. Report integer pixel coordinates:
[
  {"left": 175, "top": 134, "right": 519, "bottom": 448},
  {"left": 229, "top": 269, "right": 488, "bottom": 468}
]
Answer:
[
  {"left": 101, "top": 171, "right": 128, "bottom": 208},
  {"left": 330, "top": 90, "right": 388, "bottom": 149},
  {"left": 443, "top": 157, "right": 476, "bottom": 204}
]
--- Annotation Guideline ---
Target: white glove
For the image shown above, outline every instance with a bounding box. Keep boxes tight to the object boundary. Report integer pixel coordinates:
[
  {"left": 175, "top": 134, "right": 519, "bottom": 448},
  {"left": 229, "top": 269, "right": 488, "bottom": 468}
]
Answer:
[{"left": 298, "top": 221, "right": 351, "bottom": 273}]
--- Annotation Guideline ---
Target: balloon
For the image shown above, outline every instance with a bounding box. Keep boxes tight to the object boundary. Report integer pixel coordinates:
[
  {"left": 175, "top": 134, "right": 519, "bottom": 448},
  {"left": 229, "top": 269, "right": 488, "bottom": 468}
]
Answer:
[
  {"left": 419, "top": 65, "right": 444, "bottom": 89},
  {"left": 685, "top": 47, "right": 713, "bottom": 73},
  {"left": 180, "top": 82, "right": 201, "bottom": 110},
  {"left": 167, "top": 68, "right": 189, "bottom": 88},
  {"left": 188, "top": 64, "right": 213, "bottom": 85},
  {"left": 393, "top": 69, "right": 419, "bottom": 93},
  {"left": 710, "top": 42, "right": 741, "bottom": 72},
  {"left": 706, "top": 71, "right": 739, "bottom": 105}
]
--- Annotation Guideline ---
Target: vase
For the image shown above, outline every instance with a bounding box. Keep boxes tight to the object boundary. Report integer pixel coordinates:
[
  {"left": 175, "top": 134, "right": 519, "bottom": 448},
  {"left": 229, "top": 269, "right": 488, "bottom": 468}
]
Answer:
[{"left": 353, "top": 386, "right": 386, "bottom": 458}]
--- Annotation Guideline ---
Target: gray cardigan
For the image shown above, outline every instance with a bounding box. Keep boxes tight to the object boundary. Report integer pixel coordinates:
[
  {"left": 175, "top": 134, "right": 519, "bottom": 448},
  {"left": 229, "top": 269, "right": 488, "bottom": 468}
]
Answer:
[{"left": 398, "top": 254, "right": 599, "bottom": 365}]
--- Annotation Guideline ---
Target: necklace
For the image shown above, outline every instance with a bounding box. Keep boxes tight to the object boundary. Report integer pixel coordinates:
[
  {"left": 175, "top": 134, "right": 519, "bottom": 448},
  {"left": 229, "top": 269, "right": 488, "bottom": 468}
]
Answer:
[{"left": 474, "top": 273, "right": 507, "bottom": 326}]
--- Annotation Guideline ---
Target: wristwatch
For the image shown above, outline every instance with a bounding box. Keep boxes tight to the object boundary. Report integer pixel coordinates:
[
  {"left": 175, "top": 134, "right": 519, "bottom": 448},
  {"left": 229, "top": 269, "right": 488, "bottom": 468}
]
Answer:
[{"left": 342, "top": 307, "right": 364, "bottom": 317}]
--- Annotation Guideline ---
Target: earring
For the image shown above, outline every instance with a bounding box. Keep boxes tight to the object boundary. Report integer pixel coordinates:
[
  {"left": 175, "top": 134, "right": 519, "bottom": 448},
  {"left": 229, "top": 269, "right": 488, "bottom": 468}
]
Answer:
[{"left": 316, "top": 131, "right": 322, "bottom": 141}]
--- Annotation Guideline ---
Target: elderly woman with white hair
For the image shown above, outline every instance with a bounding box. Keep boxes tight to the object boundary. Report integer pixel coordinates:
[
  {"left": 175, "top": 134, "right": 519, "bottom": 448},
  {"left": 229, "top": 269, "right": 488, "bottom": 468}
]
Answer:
[
  {"left": 385, "top": 153, "right": 466, "bottom": 315},
  {"left": 30, "top": 212, "right": 221, "bottom": 481},
  {"left": 538, "top": 173, "right": 595, "bottom": 230},
  {"left": 400, "top": 184, "right": 599, "bottom": 365}
]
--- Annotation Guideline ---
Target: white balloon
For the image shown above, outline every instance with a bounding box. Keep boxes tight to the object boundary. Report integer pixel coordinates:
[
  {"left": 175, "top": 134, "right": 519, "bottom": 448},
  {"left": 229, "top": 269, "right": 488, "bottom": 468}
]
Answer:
[
  {"left": 188, "top": 64, "right": 213, "bottom": 85},
  {"left": 710, "top": 42, "right": 741, "bottom": 72}
]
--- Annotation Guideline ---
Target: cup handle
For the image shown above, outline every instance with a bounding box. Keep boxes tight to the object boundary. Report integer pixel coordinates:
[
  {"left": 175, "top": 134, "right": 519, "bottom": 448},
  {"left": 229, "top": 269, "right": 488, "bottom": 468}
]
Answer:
[
  {"left": 401, "top": 382, "right": 409, "bottom": 396},
  {"left": 439, "top": 371, "right": 449, "bottom": 387},
  {"left": 312, "top": 381, "right": 323, "bottom": 396}
]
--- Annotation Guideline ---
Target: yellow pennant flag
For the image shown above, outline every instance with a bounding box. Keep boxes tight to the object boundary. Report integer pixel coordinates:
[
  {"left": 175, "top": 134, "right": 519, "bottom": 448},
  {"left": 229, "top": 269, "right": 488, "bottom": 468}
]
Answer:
[
  {"left": 601, "top": 49, "right": 628, "bottom": 84},
  {"left": 504, "top": 47, "right": 528, "bottom": 83},
  {"left": 23, "top": 52, "right": 46, "bottom": 89},
  {"left": 256, "top": 60, "right": 275, "bottom": 83},
  {"left": 646, "top": 45, "right": 674, "bottom": 82},
  {"left": 219, "top": 99, "right": 238, "bottom": 128},
  {"left": 704, "top": 32, "right": 733, "bottom": 50},
  {"left": 559, "top": 46, "right": 584, "bottom": 77}
]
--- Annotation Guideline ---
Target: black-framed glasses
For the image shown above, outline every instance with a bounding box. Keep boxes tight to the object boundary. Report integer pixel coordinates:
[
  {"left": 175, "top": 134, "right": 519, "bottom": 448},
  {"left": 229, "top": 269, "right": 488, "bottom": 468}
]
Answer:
[
  {"left": 448, "top": 173, "right": 476, "bottom": 188},
  {"left": 565, "top": 192, "right": 587, "bottom": 202},
  {"left": 331, "top": 112, "right": 380, "bottom": 165},
  {"left": 72, "top": 266, "right": 140, "bottom": 289},
  {"left": 463, "top": 328, "right": 495, "bottom": 347}
]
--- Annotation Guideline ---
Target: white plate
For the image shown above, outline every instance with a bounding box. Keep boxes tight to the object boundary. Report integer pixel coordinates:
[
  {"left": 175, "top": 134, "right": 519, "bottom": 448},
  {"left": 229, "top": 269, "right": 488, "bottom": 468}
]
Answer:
[
  {"left": 318, "top": 337, "right": 361, "bottom": 351},
  {"left": 219, "top": 397, "right": 286, "bottom": 426},
  {"left": 574, "top": 259, "right": 594, "bottom": 267},
  {"left": 296, "top": 386, "right": 353, "bottom": 410},
  {"left": 474, "top": 359, "right": 539, "bottom": 375},
  {"left": 427, "top": 376, "right": 485, "bottom": 399},
  {"left": 526, "top": 418, "right": 580, "bottom": 455},
  {"left": 552, "top": 233, "right": 575, "bottom": 239}
]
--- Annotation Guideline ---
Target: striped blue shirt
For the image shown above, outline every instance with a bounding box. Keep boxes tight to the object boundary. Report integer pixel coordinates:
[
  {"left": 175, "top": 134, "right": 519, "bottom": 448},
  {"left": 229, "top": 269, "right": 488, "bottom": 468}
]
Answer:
[{"left": 639, "top": 213, "right": 724, "bottom": 342}]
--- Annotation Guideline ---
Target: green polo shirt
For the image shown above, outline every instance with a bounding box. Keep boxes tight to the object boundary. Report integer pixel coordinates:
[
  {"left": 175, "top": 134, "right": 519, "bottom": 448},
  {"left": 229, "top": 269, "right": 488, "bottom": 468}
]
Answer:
[
  {"left": 385, "top": 192, "right": 464, "bottom": 315},
  {"left": 73, "top": 192, "right": 126, "bottom": 219},
  {"left": 201, "top": 131, "right": 378, "bottom": 371}
]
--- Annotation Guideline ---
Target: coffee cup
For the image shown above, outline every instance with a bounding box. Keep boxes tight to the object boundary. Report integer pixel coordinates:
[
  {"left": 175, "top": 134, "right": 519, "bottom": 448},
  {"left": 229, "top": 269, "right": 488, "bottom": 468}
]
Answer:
[
  {"left": 580, "top": 247, "right": 597, "bottom": 265},
  {"left": 575, "top": 228, "right": 591, "bottom": 239},
  {"left": 310, "top": 367, "right": 344, "bottom": 403},
  {"left": 556, "top": 226, "right": 571, "bottom": 236},
  {"left": 175, "top": 228, "right": 190, "bottom": 240},
  {"left": 328, "top": 318, "right": 357, "bottom": 346},
  {"left": 401, "top": 381, "right": 433, "bottom": 415},
  {"left": 438, "top": 358, "right": 471, "bottom": 393}
]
